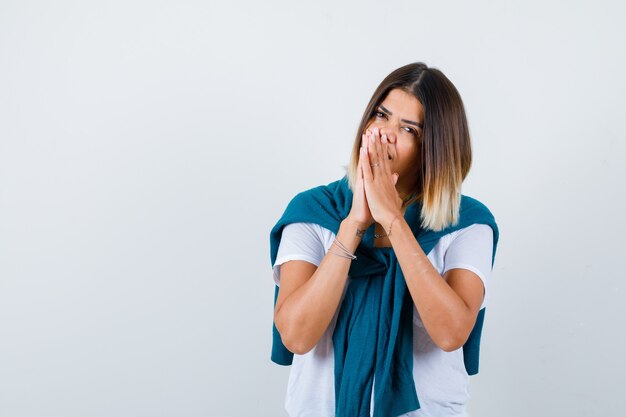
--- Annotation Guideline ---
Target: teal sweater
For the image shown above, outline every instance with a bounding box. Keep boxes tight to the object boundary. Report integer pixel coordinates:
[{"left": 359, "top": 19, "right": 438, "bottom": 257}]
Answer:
[{"left": 270, "top": 176, "right": 499, "bottom": 417}]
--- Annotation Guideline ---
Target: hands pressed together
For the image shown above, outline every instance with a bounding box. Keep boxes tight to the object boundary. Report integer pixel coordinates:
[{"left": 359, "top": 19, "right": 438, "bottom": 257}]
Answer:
[{"left": 347, "top": 127, "right": 404, "bottom": 235}]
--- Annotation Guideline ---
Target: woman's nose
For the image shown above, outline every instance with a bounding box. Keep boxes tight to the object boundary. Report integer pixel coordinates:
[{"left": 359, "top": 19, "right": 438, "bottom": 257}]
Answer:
[{"left": 379, "top": 127, "right": 396, "bottom": 143}]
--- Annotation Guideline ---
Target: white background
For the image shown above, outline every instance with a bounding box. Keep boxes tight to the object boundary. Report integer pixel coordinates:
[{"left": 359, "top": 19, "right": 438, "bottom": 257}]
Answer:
[{"left": 1, "top": 1, "right": 625, "bottom": 416}]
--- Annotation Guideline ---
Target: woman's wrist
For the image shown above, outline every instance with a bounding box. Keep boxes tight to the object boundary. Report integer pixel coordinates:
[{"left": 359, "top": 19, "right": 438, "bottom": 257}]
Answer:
[
  {"left": 378, "top": 211, "right": 403, "bottom": 236},
  {"left": 324, "top": 219, "right": 364, "bottom": 262},
  {"left": 343, "top": 215, "right": 371, "bottom": 234}
]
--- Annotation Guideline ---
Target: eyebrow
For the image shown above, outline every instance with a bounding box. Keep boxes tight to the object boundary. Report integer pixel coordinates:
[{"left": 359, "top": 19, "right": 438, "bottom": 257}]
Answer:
[{"left": 378, "top": 105, "right": 423, "bottom": 129}]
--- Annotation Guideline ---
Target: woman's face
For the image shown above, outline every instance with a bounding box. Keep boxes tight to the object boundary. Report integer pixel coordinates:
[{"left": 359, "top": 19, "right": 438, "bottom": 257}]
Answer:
[{"left": 364, "top": 88, "right": 424, "bottom": 194}]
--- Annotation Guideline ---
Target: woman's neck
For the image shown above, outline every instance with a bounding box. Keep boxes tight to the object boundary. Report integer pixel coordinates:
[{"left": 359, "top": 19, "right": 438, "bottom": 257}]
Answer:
[{"left": 397, "top": 187, "right": 414, "bottom": 202}]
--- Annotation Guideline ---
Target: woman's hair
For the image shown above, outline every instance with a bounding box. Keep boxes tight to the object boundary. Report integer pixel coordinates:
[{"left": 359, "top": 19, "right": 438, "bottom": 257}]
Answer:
[{"left": 345, "top": 62, "right": 472, "bottom": 231}]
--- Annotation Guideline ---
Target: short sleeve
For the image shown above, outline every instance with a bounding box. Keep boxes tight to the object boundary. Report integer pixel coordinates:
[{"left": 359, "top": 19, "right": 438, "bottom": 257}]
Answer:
[
  {"left": 272, "top": 222, "right": 328, "bottom": 286},
  {"left": 443, "top": 223, "right": 494, "bottom": 307}
]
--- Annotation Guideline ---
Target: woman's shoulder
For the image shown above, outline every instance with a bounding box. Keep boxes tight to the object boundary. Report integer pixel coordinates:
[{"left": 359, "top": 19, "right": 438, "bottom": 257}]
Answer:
[
  {"left": 283, "top": 222, "right": 335, "bottom": 239},
  {"left": 443, "top": 223, "right": 493, "bottom": 244},
  {"left": 460, "top": 194, "right": 493, "bottom": 214},
  {"left": 459, "top": 194, "right": 498, "bottom": 231}
]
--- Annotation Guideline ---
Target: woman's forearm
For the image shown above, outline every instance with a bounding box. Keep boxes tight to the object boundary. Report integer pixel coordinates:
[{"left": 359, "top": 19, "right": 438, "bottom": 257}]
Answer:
[
  {"left": 386, "top": 217, "right": 474, "bottom": 352},
  {"left": 275, "top": 218, "right": 364, "bottom": 354}
]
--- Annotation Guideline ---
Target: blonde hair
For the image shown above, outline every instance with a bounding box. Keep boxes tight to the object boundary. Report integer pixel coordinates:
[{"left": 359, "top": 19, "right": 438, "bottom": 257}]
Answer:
[{"left": 345, "top": 63, "right": 471, "bottom": 231}]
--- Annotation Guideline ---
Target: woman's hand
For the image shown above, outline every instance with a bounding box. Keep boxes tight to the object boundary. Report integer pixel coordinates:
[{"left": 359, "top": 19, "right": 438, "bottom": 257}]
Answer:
[
  {"left": 361, "top": 128, "right": 403, "bottom": 232},
  {"left": 346, "top": 137, "right": 375, "bottom": 230}
]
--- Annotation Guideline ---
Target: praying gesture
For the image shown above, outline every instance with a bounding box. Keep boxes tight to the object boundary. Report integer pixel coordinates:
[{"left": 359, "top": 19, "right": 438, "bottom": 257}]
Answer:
[
  {"left": 359, "top": 127, "right": 404, "bottom": 233},
  {"left": 347, "top": 88, "right": 424, "bottom": 235}
]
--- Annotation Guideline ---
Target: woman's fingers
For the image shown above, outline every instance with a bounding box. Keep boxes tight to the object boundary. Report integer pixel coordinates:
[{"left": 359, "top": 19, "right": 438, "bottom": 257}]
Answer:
[
  {"left": 361, "top": 145, "right": 373, "bottom": 182},
  {"left": 376, "top": 133, "right": 390, "bottom": 175},
  {"left": 359, "top": 134, "right": 369, "bottom": 183},
  {"left": 365, "top": 130, "right": 381, "bottom": 180},
  {"left": 374, "top": 131, "right": 383, "bottom": 160},
  {"left": 381, "top": 134, "right": 392, "bottom": 175},
  {"left": 368, "top": 130, "right": 379, "bottom": 165},
  {"left": 366, "top": 128, "right": 392, "bottom": 178}
]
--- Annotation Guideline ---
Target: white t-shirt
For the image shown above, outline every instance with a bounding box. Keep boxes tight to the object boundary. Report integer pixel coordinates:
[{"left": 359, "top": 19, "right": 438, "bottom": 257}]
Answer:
[{"left": 273, "top": 222, "right": 494, "bottom": 417}]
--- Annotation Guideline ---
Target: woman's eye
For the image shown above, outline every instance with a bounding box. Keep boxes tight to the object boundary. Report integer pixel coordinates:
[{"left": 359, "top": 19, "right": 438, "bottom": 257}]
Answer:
[
  {"left": 374, "top": 111, "right": 385, "bottom": 118},
  {"left": 404, "top": 127, "right": 418, "bottom": 136}
]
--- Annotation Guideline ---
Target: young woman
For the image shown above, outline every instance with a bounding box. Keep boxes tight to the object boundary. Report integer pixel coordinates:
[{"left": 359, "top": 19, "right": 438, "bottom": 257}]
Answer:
[{"left": 269, "top": 62, "right": 499, "bottom": 417}]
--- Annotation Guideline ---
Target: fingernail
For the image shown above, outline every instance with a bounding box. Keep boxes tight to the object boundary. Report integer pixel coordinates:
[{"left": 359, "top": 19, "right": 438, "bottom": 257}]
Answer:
[
  {"left": 370, "top": 135, "right": 375, "bottom": 143},
  {"left": 382, "top": 134, "right": 387, "bottom": 143}
]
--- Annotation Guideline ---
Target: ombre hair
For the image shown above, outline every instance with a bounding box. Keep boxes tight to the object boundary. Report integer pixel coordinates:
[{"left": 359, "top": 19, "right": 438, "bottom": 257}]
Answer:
[{"left": 345, "top": 62, "right": 472, "bottom": 231}]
